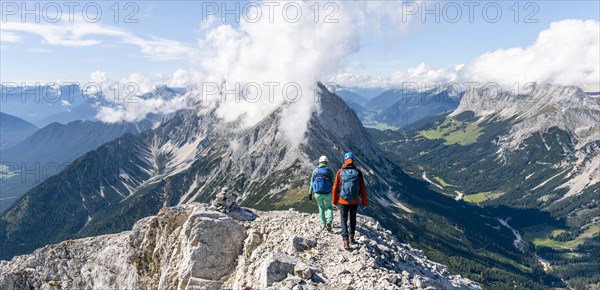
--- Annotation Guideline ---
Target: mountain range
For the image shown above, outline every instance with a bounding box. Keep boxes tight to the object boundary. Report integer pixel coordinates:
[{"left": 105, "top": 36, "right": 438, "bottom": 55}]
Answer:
[
  {"left": 0, "top": 87, "right": 182, "bottom": 212},
  {"left": 0, "top": 119, "right": 158, "bottom": 213},
  {"left": 0, "top": 85, "right": 563, "bottom": 289},
  {"left": 334, "top": 86, "right": 463, "bottom": 130}
]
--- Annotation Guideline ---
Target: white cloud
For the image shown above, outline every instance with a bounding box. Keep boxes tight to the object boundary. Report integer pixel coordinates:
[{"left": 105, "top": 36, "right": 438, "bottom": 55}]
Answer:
[
  {"left": 121, "top": 73, "right": 157, "bottom": 97},
  {"left": 189, "top": 0, "right": 427, "bottom": 145},
  {"left": 168, "top": 69, "right": 204, "bottom": 88},
  {"left": 329, "top": 72, "right": 387, "bottom": 89},
  {"left": 331, "top": 63, "right": 460, "bottom": 89},
  {"left": 0, "top": 31, "right": 22, "bottom": 43},
  {"left": 1, "top": 20, "right": 193, "bottom": 60},
  {"left": 459, "top": 19, "right": 599, "bottom": 87},
  {"left": 197, "top": 0, "right": 358, "bottom": 146},
  {"left": 92, "top": 71, "right": 192, "bottom": 123},
  {"left": 95, "top": 94, "right": 189, "bottom": 123},
  {"left": 389, "top": 63, "right": 459, "bottom": 86}
]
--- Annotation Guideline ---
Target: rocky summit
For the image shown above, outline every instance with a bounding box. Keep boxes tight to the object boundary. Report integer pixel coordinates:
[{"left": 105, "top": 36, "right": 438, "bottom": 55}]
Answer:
[{"left": 0, "top": 200, "right": 479, "bottom": 290}]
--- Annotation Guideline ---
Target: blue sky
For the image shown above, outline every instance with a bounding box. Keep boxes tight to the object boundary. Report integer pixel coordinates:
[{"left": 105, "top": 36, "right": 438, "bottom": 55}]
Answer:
[{"left": 1, "top": 0, "right": 599, "bottom": 85}]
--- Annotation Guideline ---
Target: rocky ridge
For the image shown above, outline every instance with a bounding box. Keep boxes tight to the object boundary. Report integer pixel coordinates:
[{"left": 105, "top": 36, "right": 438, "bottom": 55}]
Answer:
[
  {"left": 452, "top": 84, "right": 600, "bottom": 149},
  {"left": 0, "top": 198, "right": 479, "bottom": 290},
  {"left": 450, "top": 84, "right": 600, "bottom": 198}
]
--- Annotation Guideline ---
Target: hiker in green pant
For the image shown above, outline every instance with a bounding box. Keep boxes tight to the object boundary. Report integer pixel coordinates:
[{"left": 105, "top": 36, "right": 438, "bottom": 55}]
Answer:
[{"left": 308, "top": 156, "right": 335, "bottom": 231}]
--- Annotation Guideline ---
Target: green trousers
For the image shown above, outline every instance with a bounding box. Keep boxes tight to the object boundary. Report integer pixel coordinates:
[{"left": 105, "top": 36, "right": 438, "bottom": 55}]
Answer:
[{"left": 314, "top": 193, "right": 334, "bottom": 225}]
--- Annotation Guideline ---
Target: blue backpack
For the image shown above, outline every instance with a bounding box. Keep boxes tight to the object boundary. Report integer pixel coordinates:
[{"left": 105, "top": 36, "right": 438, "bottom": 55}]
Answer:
[
  {"left": 340, "top": 169, "right": 360, "bottom": 201},
  {"left": 312, "top": 167, "right": 332, "bottom": 194}
]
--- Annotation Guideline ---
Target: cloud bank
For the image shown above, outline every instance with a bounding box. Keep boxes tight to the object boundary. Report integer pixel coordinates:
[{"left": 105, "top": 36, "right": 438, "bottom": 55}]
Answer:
[
  {"left": 334, "top": 19, "right": 599, "bottom": 89},
  {"left": 88, "top": 71, "right": 191, "bottom": 123},
  {"left": 331, "top": 63, "right": 461, "bottom": 89},
  {"left": 459, "top": 19, "right": 599, "bottom": 87}
]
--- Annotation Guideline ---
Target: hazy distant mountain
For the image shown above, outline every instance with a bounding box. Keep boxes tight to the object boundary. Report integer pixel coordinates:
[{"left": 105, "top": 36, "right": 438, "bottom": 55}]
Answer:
[
  {"left": 0, "top": 119, "right": 159, "bottom": 213},
  {"left": 38, "top": 102, "right": 99, "bottom": 125},
  {"left": 1, "top": 84, "right": 84, "bottom": 127},
  {"left": 338, "top": 86, "right": 463, "bottom": 130},
  {"left": 1, "top": 84, "right": 560, "bottom": 289},
  {"left": 374, "top": 87, "right": 462, "bottom": 129},
  {"left": 334, "top": 89, "right": 371, "bottom": 105},
  {"left": 365, "top": 89, "right": 419, "bottom": 112},
  {"left": 0, "top": 113, "right": 38, "bottom": 150}
]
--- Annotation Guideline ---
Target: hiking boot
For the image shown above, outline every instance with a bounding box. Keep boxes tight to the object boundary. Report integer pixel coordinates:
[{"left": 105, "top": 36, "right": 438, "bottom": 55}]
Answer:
[
  {"left": 349, "top": 235, "right": 357, "bottom": 246},
  {"left": 343, "top": 238, "right": 350, "bottom": 250},
  {"left": 326, "top": 222, "right": 332, "bottom": 231}
]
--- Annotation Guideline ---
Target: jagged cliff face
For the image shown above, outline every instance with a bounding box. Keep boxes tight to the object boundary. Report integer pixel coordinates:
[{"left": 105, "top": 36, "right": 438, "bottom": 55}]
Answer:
[{"left": 0, "top": 203, "right": 480, "bottom": 290}]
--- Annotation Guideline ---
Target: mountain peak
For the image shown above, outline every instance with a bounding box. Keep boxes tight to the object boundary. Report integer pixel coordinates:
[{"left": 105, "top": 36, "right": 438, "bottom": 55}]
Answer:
[{"left": 0, "top": 202, "right": 480, "bottom": 290}]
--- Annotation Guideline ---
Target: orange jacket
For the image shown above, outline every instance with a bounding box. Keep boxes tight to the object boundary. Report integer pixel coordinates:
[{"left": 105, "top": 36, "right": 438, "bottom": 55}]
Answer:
[{"left": 332, "top": 158, "right": 368, "bottom": 207}]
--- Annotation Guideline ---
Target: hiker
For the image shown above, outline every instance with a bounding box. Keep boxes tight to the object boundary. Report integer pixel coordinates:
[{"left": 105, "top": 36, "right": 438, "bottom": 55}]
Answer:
[
  {"left": 308, "top": 155, "right": 335, "bottom": 231},
  {"left": 332, "top": 152, "right": 368, "bottom": 250}
]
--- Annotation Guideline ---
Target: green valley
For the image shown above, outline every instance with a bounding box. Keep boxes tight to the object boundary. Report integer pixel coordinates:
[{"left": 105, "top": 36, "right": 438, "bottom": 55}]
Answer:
[
  {"left": 417, "top": 115, "right": 485, "bottom": 146},
  {"left": 0, "top": 165, "right": 17, "bottom": 180},
  {"left": 463, "top": 191, "right": 506, "bottom": 204}
]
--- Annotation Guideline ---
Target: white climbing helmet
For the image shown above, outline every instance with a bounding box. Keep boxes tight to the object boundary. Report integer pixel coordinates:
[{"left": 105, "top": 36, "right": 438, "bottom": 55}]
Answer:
[{"left": 318, "top": 155, "right": 328, "bottom": 164}]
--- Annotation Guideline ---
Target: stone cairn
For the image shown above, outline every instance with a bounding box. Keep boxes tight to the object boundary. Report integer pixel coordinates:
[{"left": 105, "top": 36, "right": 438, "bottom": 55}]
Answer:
[{"left": 210, "top": 187, "right": 238, "bottom": 213}]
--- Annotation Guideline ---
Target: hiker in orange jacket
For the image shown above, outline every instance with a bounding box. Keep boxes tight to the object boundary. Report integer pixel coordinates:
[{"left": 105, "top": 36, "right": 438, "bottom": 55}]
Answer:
[{"left": 332, "top": 152, "right": 367, "bottom": 250}]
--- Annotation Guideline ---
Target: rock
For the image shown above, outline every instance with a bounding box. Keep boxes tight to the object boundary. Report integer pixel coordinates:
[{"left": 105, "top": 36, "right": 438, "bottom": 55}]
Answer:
[
  {"left": 337, "top": 268, "right": 351, "bottom": 275},
  {"left": 294, "top": 263, "right": 313, "bottom": 280},
  {"left": 413, "top": 275, "right": 436, "bottom": 289},
  {"left": 0, "top": 204, "right": 481, "bottom": 290},
  {"left": 292, "top": 236, "right": 317, "bottom": 252},
  {"left": 0, "top": 203, "right": 246, "bottom": 290},
  {"left": 257, "top": 253, "right": 298, "bottom": 287},
  {"left": 243, "top": 229, "right": 263, "bottom": 258}
]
